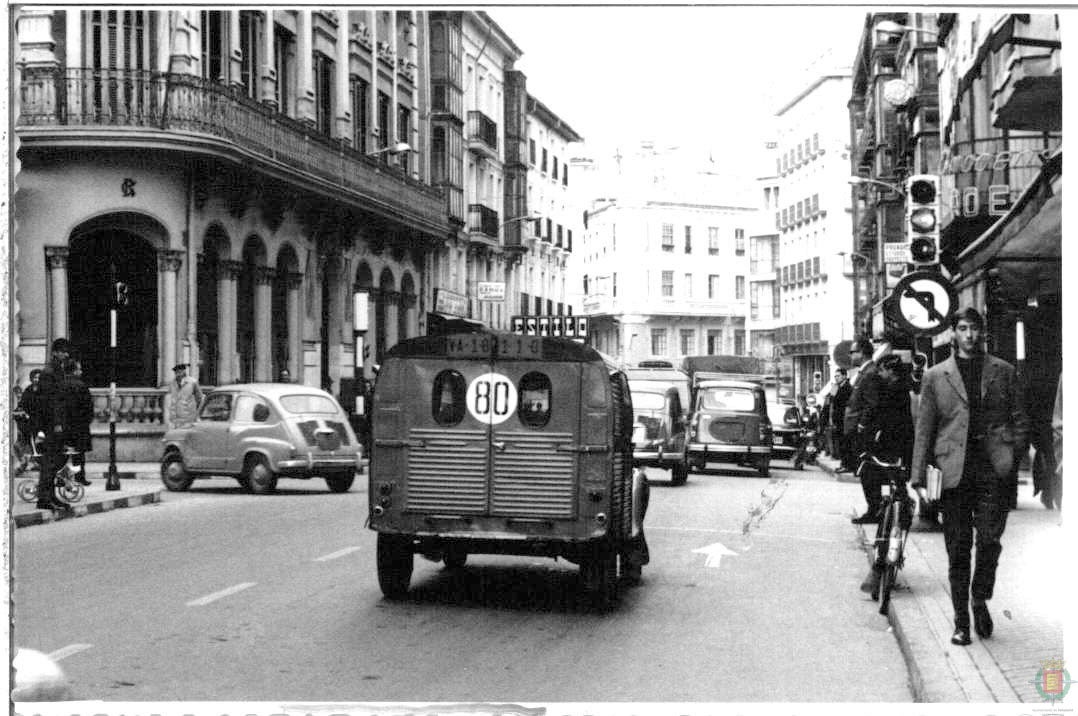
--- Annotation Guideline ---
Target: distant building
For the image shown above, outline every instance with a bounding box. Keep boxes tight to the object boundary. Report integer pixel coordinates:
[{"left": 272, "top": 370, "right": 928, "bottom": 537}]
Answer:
[
  {"left": 576, "top": 144, "right": 758, "bottom": 366},
  {"left": 772, "top": 66, "right": 854, "bottom": 395}
]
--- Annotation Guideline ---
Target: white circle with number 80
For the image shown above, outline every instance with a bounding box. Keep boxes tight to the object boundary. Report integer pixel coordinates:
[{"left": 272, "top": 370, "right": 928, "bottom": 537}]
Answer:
[{"left": 466, "top": 372, "right": 518, "bottom": 425}]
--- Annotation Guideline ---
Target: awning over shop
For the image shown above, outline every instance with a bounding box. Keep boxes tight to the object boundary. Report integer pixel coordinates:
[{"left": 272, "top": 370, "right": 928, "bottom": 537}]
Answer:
[{"left": 957, "top": 149, "right": 1061, "bottom": 305}]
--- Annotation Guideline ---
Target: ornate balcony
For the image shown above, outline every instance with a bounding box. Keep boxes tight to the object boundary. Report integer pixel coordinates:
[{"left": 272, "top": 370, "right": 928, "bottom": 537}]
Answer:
[
  {"left": 467, "top": 203, "right": 499, "bottom": 240},
  {"left": 467, "top": 110, "right": 498, "bottom": 159},
  {"left": 16, "top": 67, "right": 448, "bottom": 239}
]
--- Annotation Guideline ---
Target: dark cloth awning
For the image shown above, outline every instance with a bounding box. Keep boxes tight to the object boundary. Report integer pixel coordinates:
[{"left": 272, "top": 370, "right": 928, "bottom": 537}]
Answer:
[{"left": 957, "top": 149, "right": 1062, "bottom": 304}]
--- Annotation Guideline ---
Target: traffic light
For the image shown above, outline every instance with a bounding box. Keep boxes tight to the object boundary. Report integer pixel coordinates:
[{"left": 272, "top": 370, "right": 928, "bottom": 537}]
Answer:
[
  {"left": 114, "top": 281, "right": 130, "bottom": 307},
  {"left": 906, "top": 174, "right": 941, "bottom": 267}
]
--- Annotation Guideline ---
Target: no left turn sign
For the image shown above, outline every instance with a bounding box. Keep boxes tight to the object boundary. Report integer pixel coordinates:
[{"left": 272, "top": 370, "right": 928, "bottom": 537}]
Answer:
[{"left": 891, "top": 270, "right": 958, "bottom": 335}]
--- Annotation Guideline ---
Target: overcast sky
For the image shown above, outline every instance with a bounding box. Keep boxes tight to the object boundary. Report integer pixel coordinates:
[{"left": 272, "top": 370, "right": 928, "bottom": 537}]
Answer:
[{"left": 492, "top": 6, "right": 867, "bottom": 172}]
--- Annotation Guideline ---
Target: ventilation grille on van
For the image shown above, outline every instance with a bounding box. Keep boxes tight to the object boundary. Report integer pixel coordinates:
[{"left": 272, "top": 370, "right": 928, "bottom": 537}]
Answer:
[
  {"left": 406, "top": 428, "right": 488, "bottom": 513},
  {"left": 491, "top": 432, "right": 575, "bottom": 518}
]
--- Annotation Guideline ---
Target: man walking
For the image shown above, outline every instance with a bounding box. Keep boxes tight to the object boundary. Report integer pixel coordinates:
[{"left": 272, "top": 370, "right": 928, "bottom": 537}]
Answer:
[
  {"left": 911, "top": 308, "right": 1028, "bottom": 646},
  {"left": 844, "top": 337, "right": 882, "bottom": 522},
  {"left": 830, "top": 368, "right": 851, "bottom": 469},
  {"left": 35, "top": 338, "right": 73, "bottom": 511}
]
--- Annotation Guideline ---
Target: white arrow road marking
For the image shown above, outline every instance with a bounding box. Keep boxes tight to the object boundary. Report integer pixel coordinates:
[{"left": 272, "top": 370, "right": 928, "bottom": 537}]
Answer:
[
  {"left": 314, "top": 546, "right": 362, "bottom": 562},
  {"left": 47, "top": 644, "right": 92, "bottom": 662},
  {"left": 186, "top": 582, "right": 256, "bottom": 607},
  {"left": 692, "top": 541, "right": 739, "bottom": 569}
]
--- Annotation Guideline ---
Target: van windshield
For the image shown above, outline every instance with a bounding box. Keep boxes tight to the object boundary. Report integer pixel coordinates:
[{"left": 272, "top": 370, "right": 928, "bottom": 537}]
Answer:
[{"left": 699, "top": 387, "right": 756, "bottom": 412}]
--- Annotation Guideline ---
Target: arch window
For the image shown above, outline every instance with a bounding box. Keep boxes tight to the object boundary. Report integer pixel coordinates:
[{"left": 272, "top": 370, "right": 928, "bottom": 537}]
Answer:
[
  {"left": 432, "top": 369, "right": 467, "bottom": 426},
  {"left": 517, "top": 371, "right": 552, "bottom": 428}
]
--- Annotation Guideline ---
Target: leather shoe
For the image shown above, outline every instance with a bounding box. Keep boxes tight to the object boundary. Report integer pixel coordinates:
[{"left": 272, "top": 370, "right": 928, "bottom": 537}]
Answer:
[
  {"left": 973, "top": 603, "right": 994, "bottom": 638},
  {"left": 75, "top": 475, "right": 91, "bottom": 486},
  {"left": 951, "top": 627, "right": 972, "bottom": 646},
  {"left": 851, "top": 512, "right": 881, "bottom": 524}
]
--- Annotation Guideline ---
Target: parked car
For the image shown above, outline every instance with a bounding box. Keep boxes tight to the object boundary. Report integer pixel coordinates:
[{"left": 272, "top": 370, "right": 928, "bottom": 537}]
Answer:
[
  {"left": 160, "top": 383, "right": 363, "bottom": 494},
  {"left": 768, "top": 402, "right": 804, "bottom": 466},
  {"left": 629, "top": 381, "right": 689, "bottom": 485},
  {"left": 686, "top": 379, "right": 772, "bottom": 477}
]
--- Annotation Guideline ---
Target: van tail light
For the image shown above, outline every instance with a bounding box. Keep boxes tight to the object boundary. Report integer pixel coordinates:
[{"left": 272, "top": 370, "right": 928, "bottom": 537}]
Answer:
[{"left": 760, "top": 421, "right": 772, "bottom": 442}]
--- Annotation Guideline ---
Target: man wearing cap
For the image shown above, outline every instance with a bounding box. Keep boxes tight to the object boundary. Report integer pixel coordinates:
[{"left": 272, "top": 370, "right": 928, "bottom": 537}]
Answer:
[
  {"left": 168, "top": 363, "right": 203, "bottom": 429},
  {"left": 35, "top": 338, "right": 73, "bottom": 511}
]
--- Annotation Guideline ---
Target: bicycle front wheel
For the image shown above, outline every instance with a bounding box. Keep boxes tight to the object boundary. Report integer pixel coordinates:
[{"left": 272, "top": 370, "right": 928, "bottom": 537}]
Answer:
[
  {"left": 878, "top": 503, "right": 902, "bottom": 615},
  {"left": 17, "top": 480, "right": 38, "bottom": 503},
  {"left": 56, "top": 482, "right": 84, "bottom": 504}
]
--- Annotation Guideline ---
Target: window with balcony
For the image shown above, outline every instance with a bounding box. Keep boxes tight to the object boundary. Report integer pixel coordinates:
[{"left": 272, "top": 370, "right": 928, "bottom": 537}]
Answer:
[
  {"left": 684, "top": 226, "right": 692, "bottom": 254},
  {"left": 313, "top": 53, "right": 334, "bottom": 135},
  {"left": 651, "top": 329, "right": 667, "bottom": 356},
  {"left": 707, "top": 330, "right": 722, "bottom": 355},
  {"left": 239, "top": 11, "right": 260, "bottom": 99},
  {"left": 273, "top": 25, "right": 295, "bottom": 115},
  {"left": 735, "top": 229, "right": 745, "bottom": 255},
  {"left": 708, "top": 226, "right": 719, "bottom": 255},
  {"left": 736, "top": 276, "right": 745, "bottom": 300},
  {"left": 662, "top": 271, "right": 674, "bottom": 297},
  {"left": 680, "top": 329, "right": 695, "bottom": 356},
  {"left": 201, "top": 11, "right": 226, "bottom": 83},
  {"left": 350, "top": 77, "right": 369, "bottom": 152},
  {"left": 662, "top": 224, "right": 674, "bottom": 252},
  {"left": 708, "top": 274, "right": 719, "bottom": 299}
]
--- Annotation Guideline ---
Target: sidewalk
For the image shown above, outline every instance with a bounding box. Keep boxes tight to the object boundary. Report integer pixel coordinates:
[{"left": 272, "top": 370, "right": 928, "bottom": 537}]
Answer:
[
  {"left": 817, "top": 452, "right": 1066, "bottom": 703},
  {"left": 10, "top": 466, "right": 163, "bottom": 528}
]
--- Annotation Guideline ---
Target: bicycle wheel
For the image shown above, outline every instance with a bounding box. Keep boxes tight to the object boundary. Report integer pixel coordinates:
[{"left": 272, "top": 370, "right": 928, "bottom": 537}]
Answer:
[
  {"left": 16, "top": 479, "right": 38, "bottom": 503},
  {"left": 869, "top": 499, "right": 894, "bottom": 601},
  {"left": 878, "top": 503, "right": 901, "bottom": 615},
  {"left": 56, "top": 482, "right": 84, "bottom": 504}
]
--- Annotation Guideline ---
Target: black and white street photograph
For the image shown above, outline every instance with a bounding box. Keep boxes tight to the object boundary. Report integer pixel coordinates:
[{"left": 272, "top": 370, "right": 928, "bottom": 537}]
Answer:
[{"left": 3, "top": 5, "right": 1069, "bottom": 711}]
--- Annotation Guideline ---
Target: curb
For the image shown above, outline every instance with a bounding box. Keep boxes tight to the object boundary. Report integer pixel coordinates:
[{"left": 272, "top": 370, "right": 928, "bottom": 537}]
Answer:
[{"left": 13, "top": 490, "right": 163, "bottom": 528}]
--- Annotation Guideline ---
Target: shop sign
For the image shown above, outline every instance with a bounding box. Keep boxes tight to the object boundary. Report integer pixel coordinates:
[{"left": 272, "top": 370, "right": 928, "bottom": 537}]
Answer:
[
  {"left": 938, "top": 147, "right": 1052, "bottom": 175},
  {"left": 946, "top": 184, "right": 1014, "bottom": 219},
  {"left": 434, "top": 288, "right": 468, "bottom": 318},
  {"left": 477, "top": 281, "right": 505, "bottom": 301}
]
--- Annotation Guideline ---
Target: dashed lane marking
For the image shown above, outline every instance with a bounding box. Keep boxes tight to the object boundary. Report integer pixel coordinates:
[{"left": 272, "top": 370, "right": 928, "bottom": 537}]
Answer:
[
  {"left": 47, "top": 644, "right": 93, "bottom": 662},
  {"left": 186, "top": 582, "right": 257, "bottom": 607},
  {"left": 314, "top": 546, "right": 362, "bottom": 562}
]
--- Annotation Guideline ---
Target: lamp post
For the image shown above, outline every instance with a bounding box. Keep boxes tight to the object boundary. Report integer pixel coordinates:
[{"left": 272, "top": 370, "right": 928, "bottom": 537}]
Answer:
[{"left": 366, "top": 141, "right": 412, "bottom": 157}]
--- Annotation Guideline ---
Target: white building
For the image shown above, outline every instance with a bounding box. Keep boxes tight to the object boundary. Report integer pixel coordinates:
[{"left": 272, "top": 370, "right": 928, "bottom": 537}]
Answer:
[
  {"left": 772, "top": 70, "right": 857, "bottom": 396},
  {"left": 575, "top": 144, "right": 758, "bottom": 366}
]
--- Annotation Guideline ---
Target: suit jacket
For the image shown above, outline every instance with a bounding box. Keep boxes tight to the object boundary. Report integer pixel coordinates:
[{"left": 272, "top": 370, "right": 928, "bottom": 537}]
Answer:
[
  {"left": 911, "top": 353, "right": 1029, "bottom": 491},
  {"left": 830, "top": 380, "right": 852, "bottom": 432},
  {"left": 843, "top": 360, "right": 878, "bottom": 434}
]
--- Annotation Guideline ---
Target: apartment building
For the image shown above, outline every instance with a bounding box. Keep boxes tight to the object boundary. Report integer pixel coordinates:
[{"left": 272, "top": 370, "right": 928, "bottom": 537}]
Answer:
[
  {"left": 576, "top": 144, "right": 758, "bottom": 366},
  {"left": 773, "top": 68, "right": 855, "bottom": 395}
]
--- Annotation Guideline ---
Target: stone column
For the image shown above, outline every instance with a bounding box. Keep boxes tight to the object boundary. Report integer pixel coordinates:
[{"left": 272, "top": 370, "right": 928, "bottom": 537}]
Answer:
[
  {"left": 401, "top": 292, "right": 417, "bottom": 341},
  {"left": 408, "top": 11, "right": 420, "bottom": 179},
  {"left": 254, "top": 266, "right": 275, "bottom": 381},
  {"left": 367, "top": 10, "right": 377, "bottom": 149},
  {"left": 217, "top": 259, "right": 243, "bottom": 384},
  {"left": 287, "top": 271, "right": 304, "bottom": 381},
  {"left": 159, "top": 249, "right": 184, "bottom": 380},
  {"left": 385, "top": 290, "right": 400, "bottom": 351},
  {"left": 45, "top": 246, "right": 69, "bottom": 342},
  {"left": 295, "top": 10, "right": 315, "bottom": 124},
  {"left": 390, "top": 11, "right": 399, "bottom": 146},
  {"left": 229, "top": 10, "right": 243, "bottom": 88},
  {"left": 334, "top": 13, "right": 352, "bottom": 143},
  {"left": 155, "top": 11, "right": 169, "bottom": 72},
  {"left": 261, "top": 9, "right": 277, "bottom": 108}
]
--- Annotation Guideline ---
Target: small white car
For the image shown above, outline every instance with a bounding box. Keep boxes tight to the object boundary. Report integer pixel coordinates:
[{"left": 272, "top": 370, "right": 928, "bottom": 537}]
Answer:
[{"left": 160, "top": 384, "right": 362, "bottom": 494}]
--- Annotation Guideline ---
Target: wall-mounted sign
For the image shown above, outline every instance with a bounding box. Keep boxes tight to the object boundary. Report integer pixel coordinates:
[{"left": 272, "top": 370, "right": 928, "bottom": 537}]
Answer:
[
  {"left": 434, "top": 288, "right": 468, "bottom": 318},
  {"left": 477, "top": 281, "right": 505, "bottom": 301}
]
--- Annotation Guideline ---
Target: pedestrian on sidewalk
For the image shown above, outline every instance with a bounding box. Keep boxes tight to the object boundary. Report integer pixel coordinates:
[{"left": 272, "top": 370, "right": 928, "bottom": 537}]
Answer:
[
  {"left": 168, "top": 363, "right": 203, "bottom": 429},
  {"left": 62, "top": 357, "right": 94, "bottom": 486},
  {"left": 910, "top": 307, "right": 1029, "bottom": 647},
  {"left": 846, "top": 337, "right": 883, "bottom": 523},
  {"left": 831, "top": 368, "right": 851, "bottom": 469},
  {"left": 35, "top": 338, "right": 74, "bottom": 512}
]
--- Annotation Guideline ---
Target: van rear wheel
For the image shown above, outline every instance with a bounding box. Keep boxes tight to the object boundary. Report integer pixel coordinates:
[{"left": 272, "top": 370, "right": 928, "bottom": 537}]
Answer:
[{"left": 376, "top": 534, "right": 413, "bottom": 599}]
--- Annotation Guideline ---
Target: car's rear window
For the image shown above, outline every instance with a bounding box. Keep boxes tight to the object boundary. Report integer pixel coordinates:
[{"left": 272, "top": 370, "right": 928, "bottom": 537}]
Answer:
[
  {"left": 279, "top": 394, "right": 339, "bottom": 414},
  {"left": 631, "top": 390, "right": 666, "bottom": 410},
  {"left": 699, "top": 388, "right": 756, "bottom": 412}
]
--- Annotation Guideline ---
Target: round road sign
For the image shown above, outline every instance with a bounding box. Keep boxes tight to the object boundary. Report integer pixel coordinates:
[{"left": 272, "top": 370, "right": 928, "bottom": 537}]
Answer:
[{"left": 892, "top": 270, "right": 958, "bottom": 336}]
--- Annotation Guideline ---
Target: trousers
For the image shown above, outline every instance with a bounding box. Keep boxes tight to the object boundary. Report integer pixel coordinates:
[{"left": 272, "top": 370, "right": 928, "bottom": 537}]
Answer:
[{"left": 940, "top": 448, "right": 1009, "bottom": 628}]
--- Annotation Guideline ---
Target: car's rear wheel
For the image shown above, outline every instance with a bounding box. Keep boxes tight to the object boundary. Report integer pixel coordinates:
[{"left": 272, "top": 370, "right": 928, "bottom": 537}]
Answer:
[
  {"left": 757, "top": 455, "right": 771, "bottom": 478},
  {"left": 161, "top": 453, "right": 194, "bottom": 491},
  {"left": 376, "top": 533, "right": 414, "bottom": 599},
  {"left": 670, "top": 460, "right": 688, "bottom": 486},
  {"left": 324, "top": 471, "right": 355, "bottom": 493},
  {"left": 245, "top": 455, "right": 277, "bottom": 494}
]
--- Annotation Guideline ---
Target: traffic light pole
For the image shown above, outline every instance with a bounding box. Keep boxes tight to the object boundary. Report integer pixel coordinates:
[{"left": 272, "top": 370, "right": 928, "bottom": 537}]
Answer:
[{"left": 106, "top": 265, "right": 121, "bottom": 490}]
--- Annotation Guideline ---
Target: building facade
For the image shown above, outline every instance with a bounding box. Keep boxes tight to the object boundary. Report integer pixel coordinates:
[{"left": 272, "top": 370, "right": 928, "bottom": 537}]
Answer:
[
  {"left": 576, "top": 144, "right": 758, "bottom": 366},
  {"left": 773, "top": 70, "right": 855, "bottom": 396}
]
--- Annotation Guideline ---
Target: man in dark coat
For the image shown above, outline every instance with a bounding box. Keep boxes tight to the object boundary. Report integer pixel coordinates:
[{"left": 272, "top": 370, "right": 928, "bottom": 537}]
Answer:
[
  {"left": 36, "top": 338, "right": 73, "bottom": 511},
  {"left": 845, "top": 336, "right": 882, "bottom": 523},
  {"left": 830, "top": 368, "right": 852, "bottom": 469},
  {"left": 63, "top": 357, "right": 94, "bottom": 485}
]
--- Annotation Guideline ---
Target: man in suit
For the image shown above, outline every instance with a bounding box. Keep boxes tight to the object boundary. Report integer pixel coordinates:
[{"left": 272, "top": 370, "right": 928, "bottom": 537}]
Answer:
[
  {"left": 911, "top": 307, "right": 1029, "bottom": 646},
  {"left": 830, "top": 368, "right": 852, "bottom": 470},
  {"left": 844, "top": 336, "right": 882, "bottom": 522}
]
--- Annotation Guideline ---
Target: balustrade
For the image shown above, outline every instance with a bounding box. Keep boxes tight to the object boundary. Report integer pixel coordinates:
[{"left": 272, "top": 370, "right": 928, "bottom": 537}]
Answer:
[{"left": 90, "top": 387, "right": 168, "bottom": 426}]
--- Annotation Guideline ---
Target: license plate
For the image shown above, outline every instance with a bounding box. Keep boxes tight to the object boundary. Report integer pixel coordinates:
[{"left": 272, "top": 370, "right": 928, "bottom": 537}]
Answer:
[{"left": 774, "top": 436, "right": 784, "bottom": 445}]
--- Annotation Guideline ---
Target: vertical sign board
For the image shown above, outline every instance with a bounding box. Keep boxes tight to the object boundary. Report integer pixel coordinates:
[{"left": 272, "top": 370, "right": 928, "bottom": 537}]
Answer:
[
  {"left": 525, "top": 316, "right": 538, "bottom": 336},
  {"left": 537, "top": 316, "right": 551, "bottom": 337},
  {"left": 550, "top": 316, "right": 564, "bottom": 338},
  {"left": 576, "top": 316, "right": 589, "bottom": 341},
  {"left": 510, "top": 315, "right": 525, "bottom": 334}
]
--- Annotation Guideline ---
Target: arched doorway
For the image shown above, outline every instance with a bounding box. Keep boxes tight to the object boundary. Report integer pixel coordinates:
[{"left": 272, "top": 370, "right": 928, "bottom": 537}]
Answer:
[
  {"left": 68, "top": 224, "right": 160, "bottom": 387},
  {"left": 273, "top": 244, "right": 300, "bottom": 379}
]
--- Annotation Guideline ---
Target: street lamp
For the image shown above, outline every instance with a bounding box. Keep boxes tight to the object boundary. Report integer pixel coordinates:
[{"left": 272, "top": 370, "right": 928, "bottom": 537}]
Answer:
[
  {"left": 366, "top": 141, "right": 412, "bottom": 157},
  {"left": 875, "top": 20, "right": 939, "bottom": 38},
  {"left": 501, "top": 210, "right": 542, "bottom": 228},
  {"left": 848, "top": 176, "right": 906, "bottom": 195}
]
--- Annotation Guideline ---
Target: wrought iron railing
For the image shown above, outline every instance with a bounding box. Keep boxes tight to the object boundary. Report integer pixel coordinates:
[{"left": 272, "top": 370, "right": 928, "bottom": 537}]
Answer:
[
  {"left": 468, "top": 203, "right": 499, "bottom": 237},
  {"left": 467, "top": 110, "right": 498, "bottom": 152},
  {"left": 17, "top": 67, "right": 445, "bottom": 219}
]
